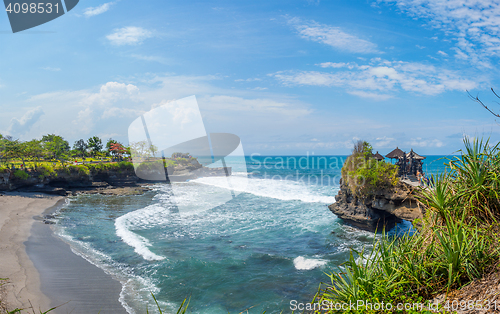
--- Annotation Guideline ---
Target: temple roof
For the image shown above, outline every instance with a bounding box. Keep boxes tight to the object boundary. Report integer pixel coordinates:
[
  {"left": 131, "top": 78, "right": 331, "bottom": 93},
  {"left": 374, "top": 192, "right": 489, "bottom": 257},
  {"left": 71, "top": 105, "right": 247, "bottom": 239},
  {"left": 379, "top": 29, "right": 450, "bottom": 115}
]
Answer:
[
  {"left": 372, "top": 151, "right": 385, "bottom": 161},
  {"left": 385, "top": 147, "right": 405, "bottom": 159},
  {"left": 407, "top": 149, "right": 426, "bottom": 160}
]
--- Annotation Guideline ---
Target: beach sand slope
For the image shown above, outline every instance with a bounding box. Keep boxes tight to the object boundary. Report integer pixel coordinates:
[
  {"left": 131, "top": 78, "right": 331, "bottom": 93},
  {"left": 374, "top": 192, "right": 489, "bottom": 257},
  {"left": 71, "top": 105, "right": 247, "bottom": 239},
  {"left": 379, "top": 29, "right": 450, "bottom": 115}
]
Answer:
[{"left": 0, "top": 192, "right": 61, "bottom": 313}]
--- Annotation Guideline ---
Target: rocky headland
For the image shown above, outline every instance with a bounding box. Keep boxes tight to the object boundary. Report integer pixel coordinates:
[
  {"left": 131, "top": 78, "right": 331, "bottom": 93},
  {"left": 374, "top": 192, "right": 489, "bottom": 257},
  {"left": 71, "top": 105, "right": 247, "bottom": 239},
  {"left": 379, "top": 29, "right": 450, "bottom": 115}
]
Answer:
[
  {"left": 0, "top": 160, "right": 229, "bottom": 196},
  {"left": 329, "top": 179, "right": 425, "bottom": 231}
]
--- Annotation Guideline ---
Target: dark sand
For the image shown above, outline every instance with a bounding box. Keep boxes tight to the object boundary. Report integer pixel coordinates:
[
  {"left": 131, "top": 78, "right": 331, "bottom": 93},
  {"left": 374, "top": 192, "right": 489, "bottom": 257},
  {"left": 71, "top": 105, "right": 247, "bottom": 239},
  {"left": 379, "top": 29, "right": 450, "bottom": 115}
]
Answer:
[{"left": 26, "top": 200, "right": 127, "bottom": 314}]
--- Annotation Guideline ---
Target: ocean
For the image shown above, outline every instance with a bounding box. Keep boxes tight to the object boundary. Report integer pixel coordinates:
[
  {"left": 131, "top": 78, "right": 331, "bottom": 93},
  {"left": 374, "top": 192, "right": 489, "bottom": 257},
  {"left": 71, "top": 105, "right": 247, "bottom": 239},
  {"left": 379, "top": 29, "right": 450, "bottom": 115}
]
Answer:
[{"left": 51, "top": 155, "right": 450, "bottom": 313}]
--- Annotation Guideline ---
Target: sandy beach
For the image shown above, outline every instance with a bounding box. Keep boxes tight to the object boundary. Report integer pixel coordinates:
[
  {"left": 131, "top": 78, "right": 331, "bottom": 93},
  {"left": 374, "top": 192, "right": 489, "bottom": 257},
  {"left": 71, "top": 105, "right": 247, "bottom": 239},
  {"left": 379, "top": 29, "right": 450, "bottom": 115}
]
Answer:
[
  {"left": 0, "top": 192, "right": 126, "bottom": 314},
  {"left": 0, "top": 192, "right": 60, "bottom": 313}
]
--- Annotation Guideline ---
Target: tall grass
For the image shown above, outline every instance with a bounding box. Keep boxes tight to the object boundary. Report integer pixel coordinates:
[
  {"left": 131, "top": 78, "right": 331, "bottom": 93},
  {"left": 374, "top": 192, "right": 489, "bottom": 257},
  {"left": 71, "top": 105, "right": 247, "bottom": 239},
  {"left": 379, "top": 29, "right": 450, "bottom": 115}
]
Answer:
[{"left": 315, "top": 137, "right": 500, "bottom": 313}]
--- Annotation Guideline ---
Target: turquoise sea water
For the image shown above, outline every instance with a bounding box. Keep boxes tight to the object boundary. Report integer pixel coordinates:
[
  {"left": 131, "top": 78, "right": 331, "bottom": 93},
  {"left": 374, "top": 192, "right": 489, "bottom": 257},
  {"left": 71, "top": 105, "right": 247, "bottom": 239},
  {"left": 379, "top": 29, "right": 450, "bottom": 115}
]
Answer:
[{"left": 52, "top": 155, "right": 451, "bottom": 313}]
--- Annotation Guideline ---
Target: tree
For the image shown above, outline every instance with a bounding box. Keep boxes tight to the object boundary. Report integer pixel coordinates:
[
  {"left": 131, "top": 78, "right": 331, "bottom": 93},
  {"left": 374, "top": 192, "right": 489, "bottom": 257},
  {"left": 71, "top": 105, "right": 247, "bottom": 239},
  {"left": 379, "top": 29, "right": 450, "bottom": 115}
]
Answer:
[
  {"left": 130, "top": 140, "right": 158, "bottom": 161},
  {"left": 106, "top": 139, "right": 117, "bottom": 150},
  {"left": 87, "top": 136, "right": 103, "bottom": 157},
  {"left": 105, "top": 139, "right": 118, "bottom": 157},
  {"left": 109, "top": 142, "right": 126, "bottom": 160},
  {"left": 468, "top": 88, "right": 500, "bottom": 118},
  {"left": 42, "top": 134, "right": 70, "bottom": 161},
  {"left": 3, "top": 139, "right": 27, "bottom": 167},
  {"left": 24, "top": 140, "right": 43, "bottom": 165},
  {"left": 73, "top": 139, "right": 88, "bottom": 157}
]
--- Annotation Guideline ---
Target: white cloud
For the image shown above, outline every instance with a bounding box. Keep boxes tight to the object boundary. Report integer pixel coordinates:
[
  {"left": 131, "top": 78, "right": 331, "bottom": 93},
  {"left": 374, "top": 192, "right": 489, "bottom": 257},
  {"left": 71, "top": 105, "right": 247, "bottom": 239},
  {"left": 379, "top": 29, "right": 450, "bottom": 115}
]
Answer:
[
  {"left": 7, "top": 106, "right": 44, "bottom": 136},
  {"left": 374, "top": 136, "right": 396, "bottom": 147},
  {"left": 437, "top": 50, "right": 449, "bottom": 56},
  {"left": 379, "top": 0, "right": 500, "bottom": 67},
  {"left": 273, "top": 58, "right": 479, "bottom": 98},
  {"left": 84, "top": 82, "right": 140, "bottom": 106},
  {"left": 287, "top": 17, "right": 379, "bottom": 54},
  {"left": 235, "top": 78, "right": 262, "bottom": 82},
  {"left": 83, "top": 2, "right": 114, "bottom": 18},
  {"left": 200, "top": 95, "right": 311, "bottom": 119},
  {"left": 73, "top": 107, "right": 94, "bottom": 134},
  {"left": 4, "top": 74, "right": 485, "bottom": 154},
  {"left": 106, "top": 26, "right": 153, "bottom": 46},
  {"left": 319, "top": 62, "right": 358, "bottom": 69},
  {"left": 130, "top": 54, "right": 170, "bottom": 64},
  {"left": 41, "top": 67, "right": 61, "bottom": 71},
  {"left": 67, "top": 82, "right": 141, "bottom": 133},
  {"left": 7, "top": 76, "right": 316, "bottom": 148},
  {"left": 347, "top": 90, "right": 393, "bottom": 101},
  {"left": 405, "top": 137, "right": 444, "bottom": 148}
]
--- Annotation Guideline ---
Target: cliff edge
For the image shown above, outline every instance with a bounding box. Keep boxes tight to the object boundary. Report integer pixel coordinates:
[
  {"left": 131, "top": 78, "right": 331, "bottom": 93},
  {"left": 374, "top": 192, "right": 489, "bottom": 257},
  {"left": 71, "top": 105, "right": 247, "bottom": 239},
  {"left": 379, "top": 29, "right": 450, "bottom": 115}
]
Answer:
[{"left": 329, "top": 179, "right": 424, "bottom": 230}]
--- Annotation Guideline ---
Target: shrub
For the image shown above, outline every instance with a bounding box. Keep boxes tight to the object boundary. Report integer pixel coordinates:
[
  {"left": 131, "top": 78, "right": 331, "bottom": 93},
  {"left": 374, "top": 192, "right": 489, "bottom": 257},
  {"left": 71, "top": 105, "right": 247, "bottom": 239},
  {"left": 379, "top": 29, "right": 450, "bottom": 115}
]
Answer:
[
  {"left": 341, "top": 141, "right": 399, "bottom": 198},
  {"left": 175, "top": 157, "right": 188, "bottom": 164},
  {"left": 87, "top": 162, "right": 113, "bottom": 174},
  {"left": 419, "top": 137, "right": 500, "bottom": 224},
  {"left": 164, "top": 159, "right": 176, "bottom": 168},
  {"left": 37, "top": 164, "right": 56, "bottom": 179},
  {"left": 135, "top": 160, "right": 164, "bottom": 172},
  {"left": 117, "top": 161, "right": 134, "bottom": 171},
  {"left": 13, "top": 169, "right": 29, "bottom": 180},
  {"left": 67, "top": 165, "right": 90, "bottom": 175}
]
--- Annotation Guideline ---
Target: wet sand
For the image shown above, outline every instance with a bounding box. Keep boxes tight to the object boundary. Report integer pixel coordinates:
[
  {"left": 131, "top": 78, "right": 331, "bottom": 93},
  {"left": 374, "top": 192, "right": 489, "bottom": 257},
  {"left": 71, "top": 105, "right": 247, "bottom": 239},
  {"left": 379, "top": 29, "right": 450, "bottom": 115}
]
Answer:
[
  {"left": 0, "top": 192, "right": 60, "bottom": 312},
  {"left": 0, "top": 192, "right": 127, "bottom": 314}
]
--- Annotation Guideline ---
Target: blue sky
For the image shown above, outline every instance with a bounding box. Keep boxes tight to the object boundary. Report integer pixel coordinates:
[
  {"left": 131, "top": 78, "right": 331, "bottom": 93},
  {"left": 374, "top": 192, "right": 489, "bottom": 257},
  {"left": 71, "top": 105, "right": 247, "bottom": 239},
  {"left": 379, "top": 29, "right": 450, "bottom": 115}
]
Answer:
[{"left": 1, "top": 0, "right": 500, "bottom": 155}]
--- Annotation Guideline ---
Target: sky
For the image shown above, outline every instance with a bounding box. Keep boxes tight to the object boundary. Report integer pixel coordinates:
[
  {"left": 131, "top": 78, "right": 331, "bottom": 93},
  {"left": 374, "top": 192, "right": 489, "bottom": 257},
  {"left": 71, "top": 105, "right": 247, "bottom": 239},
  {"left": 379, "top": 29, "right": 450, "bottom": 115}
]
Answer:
[{"left": 1, "top": 0, "right": 500, "bottom": 155}]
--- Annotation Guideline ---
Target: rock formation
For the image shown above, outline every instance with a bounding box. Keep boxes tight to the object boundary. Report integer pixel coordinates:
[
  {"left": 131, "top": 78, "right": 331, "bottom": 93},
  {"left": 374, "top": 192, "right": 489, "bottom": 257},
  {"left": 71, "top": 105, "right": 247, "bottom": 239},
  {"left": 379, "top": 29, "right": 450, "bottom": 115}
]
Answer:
[{"left": 329, "top": 179, "right": 424, "bottom": 231}]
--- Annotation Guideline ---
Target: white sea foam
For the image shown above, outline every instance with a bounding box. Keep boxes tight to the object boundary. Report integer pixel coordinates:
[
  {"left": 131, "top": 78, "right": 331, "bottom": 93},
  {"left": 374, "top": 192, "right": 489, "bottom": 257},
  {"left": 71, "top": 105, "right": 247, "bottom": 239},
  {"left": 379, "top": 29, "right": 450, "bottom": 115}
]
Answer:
[
  {"left": 293, "top": 256, "right": 328, "bottom": 270},
  {"left": 191, "top": 175, "right": 337, "bottom": 204},
  {"left": 54, "top": 226, "right": 160, "bottom": 314},
  {"left": 115, "top": 209, "right": 166, "bottom": 261}
]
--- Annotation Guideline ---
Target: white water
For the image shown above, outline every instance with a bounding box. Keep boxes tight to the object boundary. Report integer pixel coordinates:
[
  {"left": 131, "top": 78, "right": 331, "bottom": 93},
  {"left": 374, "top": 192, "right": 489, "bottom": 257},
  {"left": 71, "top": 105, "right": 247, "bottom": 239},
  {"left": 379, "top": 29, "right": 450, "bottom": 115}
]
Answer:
[
  {"left": 191, "top": 174, "right": 336, "bottom": 204},
  {"left": 293, "top": 256, "right": 328, "bottom": 270},
  {"left": 115, "top": 209, "right": 166, "bottom": 261}
]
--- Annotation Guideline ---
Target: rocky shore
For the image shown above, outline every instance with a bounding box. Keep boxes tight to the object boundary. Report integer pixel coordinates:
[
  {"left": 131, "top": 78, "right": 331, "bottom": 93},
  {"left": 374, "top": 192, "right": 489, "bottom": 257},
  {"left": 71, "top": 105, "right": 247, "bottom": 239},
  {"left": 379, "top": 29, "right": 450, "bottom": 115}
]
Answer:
[
  {"left": 329, "top": 179, "right": 424, "bottom": 231},
  {"left": 0, "top": 163, "right": 230, "bottom": 196}
]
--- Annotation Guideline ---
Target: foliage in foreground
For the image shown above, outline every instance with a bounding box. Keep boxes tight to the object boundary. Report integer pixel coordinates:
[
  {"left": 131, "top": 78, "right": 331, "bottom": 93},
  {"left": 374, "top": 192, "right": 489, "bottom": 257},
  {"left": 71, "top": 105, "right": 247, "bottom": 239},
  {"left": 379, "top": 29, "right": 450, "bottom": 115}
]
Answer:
[{"left": 315, "top": 137, "right": 500, "bottom": 313}]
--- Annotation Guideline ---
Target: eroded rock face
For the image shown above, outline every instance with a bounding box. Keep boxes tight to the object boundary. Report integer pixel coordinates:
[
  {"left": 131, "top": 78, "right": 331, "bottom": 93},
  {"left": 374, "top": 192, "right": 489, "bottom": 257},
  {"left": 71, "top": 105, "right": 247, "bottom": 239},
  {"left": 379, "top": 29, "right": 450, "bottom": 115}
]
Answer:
[
  {"left": 329, "top": 180, "right": 424, "bottom": 231},
  {"left": 0, "top": 171, "right": 12, "bottom": 190}
]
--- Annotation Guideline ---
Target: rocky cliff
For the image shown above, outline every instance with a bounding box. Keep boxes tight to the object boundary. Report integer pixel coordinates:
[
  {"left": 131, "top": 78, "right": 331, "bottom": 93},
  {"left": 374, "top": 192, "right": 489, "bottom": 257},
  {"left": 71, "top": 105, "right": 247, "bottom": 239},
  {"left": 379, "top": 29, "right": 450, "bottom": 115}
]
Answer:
[
  {"left": 0, "top": 163, "right": 231, "bottom": 195},
  {"left": 329, "top": 179, "right": 424, "bottom": 231}
]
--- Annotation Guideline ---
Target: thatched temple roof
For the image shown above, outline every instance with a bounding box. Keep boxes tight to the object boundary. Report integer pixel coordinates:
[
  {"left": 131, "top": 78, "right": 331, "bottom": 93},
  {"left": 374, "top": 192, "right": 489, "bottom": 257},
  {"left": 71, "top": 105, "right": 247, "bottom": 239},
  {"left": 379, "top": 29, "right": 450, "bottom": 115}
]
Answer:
[
  {"left": 372, "top": 151, "right": 385, "bottom": 161},
  {"left": 386, "top": 147, "right": 405, "bottom": 159},
  {"left": 407, "top": 149, "right": 426, "bottom": 160}
]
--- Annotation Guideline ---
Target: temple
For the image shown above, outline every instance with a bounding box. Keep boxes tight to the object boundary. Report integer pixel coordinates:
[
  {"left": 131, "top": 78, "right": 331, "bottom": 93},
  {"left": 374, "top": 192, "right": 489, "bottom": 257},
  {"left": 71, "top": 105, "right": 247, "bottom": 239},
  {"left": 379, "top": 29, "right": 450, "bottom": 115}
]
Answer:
[
  {"left": 372, "top": 147, "right": 425, "bottom": 177},
  {"left": 380, "top": 147, "right": 426, "bottom": 177}
]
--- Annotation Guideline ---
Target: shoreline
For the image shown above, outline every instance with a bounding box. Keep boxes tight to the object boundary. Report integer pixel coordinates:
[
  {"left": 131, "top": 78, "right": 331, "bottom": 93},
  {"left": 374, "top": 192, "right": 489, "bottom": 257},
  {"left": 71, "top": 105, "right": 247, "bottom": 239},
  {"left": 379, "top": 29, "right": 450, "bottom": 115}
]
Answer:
[
  {"left": 0, "top": 192, "right": 127, "bottom": 314},
  {"left": 0, "top": 192, "right": 60, "bottom": 313}
]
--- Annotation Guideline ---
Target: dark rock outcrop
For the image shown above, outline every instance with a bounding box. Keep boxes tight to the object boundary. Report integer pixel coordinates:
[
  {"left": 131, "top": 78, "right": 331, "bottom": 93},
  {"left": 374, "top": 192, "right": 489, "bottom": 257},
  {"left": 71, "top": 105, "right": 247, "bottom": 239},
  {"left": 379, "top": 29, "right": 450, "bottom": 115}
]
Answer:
[
  {"left": 329, "top": 180, "right": 424, "bottom": 231},
  {"left": 0, "top": 164, "right": 232, "bottom": 195}
]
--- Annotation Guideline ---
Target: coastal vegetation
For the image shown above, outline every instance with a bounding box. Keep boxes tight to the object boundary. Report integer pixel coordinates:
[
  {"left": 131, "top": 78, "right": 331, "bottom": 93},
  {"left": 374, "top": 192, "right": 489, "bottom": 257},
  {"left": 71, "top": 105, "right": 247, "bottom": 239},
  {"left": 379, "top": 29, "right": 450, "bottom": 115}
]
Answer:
[
  {"left": 341, "top": 140, "right": 399, "bottom": 198},
  {"left": 315, "top": 137, "right": 500, "bottom": 313},
  {"left": 0, "top": 134, "right": 197, "bottom": 187},
  {"left": 0, "top": 134, "right": 130, "bottom": 168}
]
